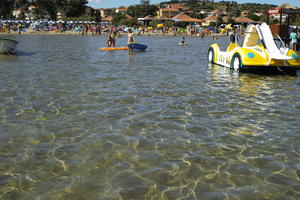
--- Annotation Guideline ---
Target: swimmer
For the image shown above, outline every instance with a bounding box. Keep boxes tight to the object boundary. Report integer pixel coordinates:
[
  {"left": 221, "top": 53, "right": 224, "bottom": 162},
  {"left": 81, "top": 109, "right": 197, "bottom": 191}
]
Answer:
[{"left": 179, "top": 37, "right": 187, "bottom": 46}]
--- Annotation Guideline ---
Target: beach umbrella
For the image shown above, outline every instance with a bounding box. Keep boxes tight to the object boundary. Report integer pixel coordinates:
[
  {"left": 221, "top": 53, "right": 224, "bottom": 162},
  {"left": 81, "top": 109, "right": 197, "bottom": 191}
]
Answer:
[
  {"left": 225, "top": 24, "right": 232, "bottom": 30},
  {"left": 157, "top": 24, "right": 164, "bottom": 28}
]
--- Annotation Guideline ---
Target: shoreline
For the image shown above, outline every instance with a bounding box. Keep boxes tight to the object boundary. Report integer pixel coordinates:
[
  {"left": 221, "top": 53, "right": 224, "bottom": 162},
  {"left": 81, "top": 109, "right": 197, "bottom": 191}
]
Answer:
[{"left": 0, "top": 30, "right": 226, "bottom": 37}]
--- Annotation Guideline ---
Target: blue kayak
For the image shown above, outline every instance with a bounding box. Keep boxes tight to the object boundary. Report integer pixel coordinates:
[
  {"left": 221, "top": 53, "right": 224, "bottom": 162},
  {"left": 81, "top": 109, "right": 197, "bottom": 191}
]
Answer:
[{"left": 128, "top": 42, "right": 147, "bottom": 51}]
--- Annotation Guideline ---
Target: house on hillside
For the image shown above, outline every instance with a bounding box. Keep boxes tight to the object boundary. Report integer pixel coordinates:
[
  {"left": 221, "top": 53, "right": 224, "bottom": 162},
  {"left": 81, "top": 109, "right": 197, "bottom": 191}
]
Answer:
[
  {"left": 234, "top": 16, "right": 254, "bottom": 26},
  {"left": 13, "top": 9, "right": 23, "bottom": 19},
  {"left": 27, "top": 5, "right": 38, "bottom": 20},
  {"left": 202, "top": 15, "right": 217, "bottom": 27},
  {"left": 13, "top": 5, "right": 39, "bottom": 20},
  {"left": 99, "top": 8, "right": 114, "bottom": 18},
  {"left": 172, "top": 13, "right": 202, "bottom": 25},
  {"left": 254, "top": 13, "right": 265, "bottom": 17},
  {"left": 115, "top": 8, "right": 128, "bottom": 14},
  {"left": 157, "top": 8, "right": 181, "bottom": 18},
  {"left": 207, "top": 10, "right": 226, "bottom": 16},
  {"left": 57, "top": 12, "right": 65, "bottom": 20},
  {"left": 163, "top": 3, "right": 189, "bottom": 12},
  {"left": 241, "top": 10, "right": 249, "bottom": 17},
  {"left": 138, "top": 16, "right": 171, "bottom": 26},
  {"left": 269, "top": 3, "right": 297, "bottom": 22}
]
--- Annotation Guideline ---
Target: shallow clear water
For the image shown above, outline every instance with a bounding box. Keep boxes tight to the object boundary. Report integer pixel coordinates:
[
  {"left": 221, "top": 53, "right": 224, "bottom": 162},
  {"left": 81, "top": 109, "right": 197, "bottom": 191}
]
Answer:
[{"left": 0, "top": 34, "right": 300, "bottom": 200}]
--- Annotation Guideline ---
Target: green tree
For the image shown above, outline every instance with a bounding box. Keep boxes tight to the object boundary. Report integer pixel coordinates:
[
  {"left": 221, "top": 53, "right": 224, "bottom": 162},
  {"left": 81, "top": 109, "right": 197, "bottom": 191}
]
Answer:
[
  {"left": 30, "top": 0, "right": 88, "bottom": 20},
  {"left": 259, "top": 14, "right": 268, "bottom": 23},
  {"left": 216, "top": 16, "right": 223, "bottom": 27},
  {"left": 228, "top": 14, "right": 235, "bottom": 24},
  {"left": 185, "top": 0, "right": 199, "bottom": 9},
  {"left": 0, "top": 0, "right": 14, "bottom": 19},
  {"left": 293, "top": 17, "right": 300, "bottom": 26},
  {"left": 119, "top": 18, "right": 138, "bottom": 26},
  {"left": 64, "top": 0, "right": 88, "bottom": 17},
  {"left": 92, "top": 9, "right": 101, "bottom": 22},
  {"left": 111, "top": 13, "right": 127, "bottom": 25},
  {"left": 140, "top": 0, "right": 150, "bottom": 6},
  {"left": 246, "top": 13, "right": 260, "bottom": 22},
  {"left": 127, "top": 1, "right": 158, "bottom": 18},
  {"left": 20, "top": 0, "right": 31, "bottom": 19},
  {"left": 32, "top": 0, "right": 57, "bottom": 19},
  {"left": 15, "top": 0, "right": 30, "bottom": 16}
]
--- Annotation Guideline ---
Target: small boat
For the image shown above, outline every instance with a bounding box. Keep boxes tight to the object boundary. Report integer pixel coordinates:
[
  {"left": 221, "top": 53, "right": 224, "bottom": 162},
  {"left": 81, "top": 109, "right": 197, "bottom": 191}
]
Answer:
[
  {"left": 0, "top": 38, "right": 18, "bottom": 54},
  {"left": 128, "top": 42, "right": 147, "bottom": 51}
]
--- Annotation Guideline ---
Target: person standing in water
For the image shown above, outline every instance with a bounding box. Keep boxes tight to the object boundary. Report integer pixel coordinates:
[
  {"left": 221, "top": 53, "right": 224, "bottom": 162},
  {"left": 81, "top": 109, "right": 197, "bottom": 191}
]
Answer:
[
  {"left": 127, "top": 29, "right": 135, "bottom": 52},
  {"left": 229, "top": 28, "right": 236, "bottom": 43},
  {"left": 290, "top": 29, "right": 298, "bottom": 51},
  {"left": 18, "top": 23, "right": 22, "bottom": 35},
  {"left": 107, "top": 31, "right": 117, "bottom": 47},
  {"left": 127, "top": 29, "right": 135, "bottom": 43},
  {"left": 229, "top": 28, "right": 240, "bottom": 43}
]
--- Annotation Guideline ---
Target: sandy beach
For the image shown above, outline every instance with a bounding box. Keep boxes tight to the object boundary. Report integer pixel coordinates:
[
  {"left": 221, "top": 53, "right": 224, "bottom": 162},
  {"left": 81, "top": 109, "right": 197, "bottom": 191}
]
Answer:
[{"left": 0, "top": 30, "right": 226, "bottom": 37}]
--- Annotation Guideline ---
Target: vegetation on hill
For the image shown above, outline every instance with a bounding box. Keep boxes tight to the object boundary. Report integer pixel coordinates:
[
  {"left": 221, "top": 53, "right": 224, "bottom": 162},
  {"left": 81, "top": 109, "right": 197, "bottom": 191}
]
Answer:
[
  {"left": 0, "top": 0, "right": 89, "bottom": 20},
  {"left": 1, "top": 0, "right": 299, "bottom": 26}
]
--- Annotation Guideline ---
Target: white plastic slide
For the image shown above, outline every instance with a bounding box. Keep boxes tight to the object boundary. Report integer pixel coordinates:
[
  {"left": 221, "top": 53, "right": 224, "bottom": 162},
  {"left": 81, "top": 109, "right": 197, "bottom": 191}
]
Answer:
[{"left": 257, "top": 23, "right": 292, "bottom": 60}]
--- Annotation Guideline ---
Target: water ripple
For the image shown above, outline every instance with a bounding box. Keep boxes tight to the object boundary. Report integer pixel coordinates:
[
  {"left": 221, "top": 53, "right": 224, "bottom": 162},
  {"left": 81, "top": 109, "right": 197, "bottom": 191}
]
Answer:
[{"left": 0, "top": 35, "right": 299, "bottom": 199}]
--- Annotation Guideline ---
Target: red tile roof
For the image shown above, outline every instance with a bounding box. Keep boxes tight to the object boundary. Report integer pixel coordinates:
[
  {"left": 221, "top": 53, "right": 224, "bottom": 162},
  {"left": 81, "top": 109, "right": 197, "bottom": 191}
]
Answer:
[
  {"left": 117, "top": 8, "right": 127, "bottom": 11},
  {"left": 160, "top": 8, "right": 180, "bottom": 12},
  {"left": 172, "top": 14, "right": 202, "bottom": 23},
  {"left": 234, "top": 17, "right": 254, "bottom": 23},
  {"left": 202, "top": 15, "right": 218, "bottom": 22}
]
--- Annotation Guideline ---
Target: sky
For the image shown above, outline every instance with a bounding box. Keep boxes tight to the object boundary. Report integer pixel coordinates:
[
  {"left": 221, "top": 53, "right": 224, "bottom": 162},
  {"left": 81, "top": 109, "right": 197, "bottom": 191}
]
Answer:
[{"left": 87, "top": 0, "right": 300, "bottom": 9}]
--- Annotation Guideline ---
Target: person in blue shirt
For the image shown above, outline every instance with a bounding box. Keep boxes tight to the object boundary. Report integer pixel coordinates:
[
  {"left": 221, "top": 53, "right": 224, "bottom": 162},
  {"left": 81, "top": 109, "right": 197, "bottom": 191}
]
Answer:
[{"left": 290, "top": 29, "right": 298, "bottom": 51}]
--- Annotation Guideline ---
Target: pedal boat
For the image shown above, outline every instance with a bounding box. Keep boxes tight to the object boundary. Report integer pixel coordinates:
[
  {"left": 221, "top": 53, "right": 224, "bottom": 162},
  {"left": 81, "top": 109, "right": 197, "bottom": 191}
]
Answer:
[{"left": 207, "top": 23, "right": 300, "bottom": 73}]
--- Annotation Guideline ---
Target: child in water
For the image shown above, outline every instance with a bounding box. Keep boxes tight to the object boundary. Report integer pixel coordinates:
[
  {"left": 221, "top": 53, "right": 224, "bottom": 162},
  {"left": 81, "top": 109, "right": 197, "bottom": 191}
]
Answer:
[
  {"left": 127, "top": 29, "right": 135, "bottom": 43},
  {"left": 179, "top": 37, "right": 187, "bottom": 46}
]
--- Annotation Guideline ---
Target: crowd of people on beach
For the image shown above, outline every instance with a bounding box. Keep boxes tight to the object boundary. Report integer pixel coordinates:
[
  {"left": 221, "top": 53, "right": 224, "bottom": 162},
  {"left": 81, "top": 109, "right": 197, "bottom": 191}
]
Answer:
[
  {"left": 1, "top": 20, "right": 299, "bottom": 51},
  {"left": 0, "top": 20, "right": 216, "bottom": 36},
  {"left": 0, "top": 21, "right": 108, "bottom": 35}
]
